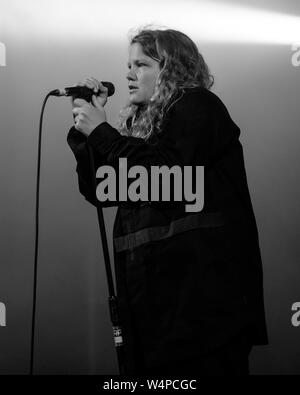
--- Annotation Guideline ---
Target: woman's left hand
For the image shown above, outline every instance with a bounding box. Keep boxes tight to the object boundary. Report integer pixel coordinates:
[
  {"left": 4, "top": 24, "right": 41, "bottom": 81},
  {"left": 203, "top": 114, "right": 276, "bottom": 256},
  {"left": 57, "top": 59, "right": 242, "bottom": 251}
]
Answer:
[{"left": 73, "top": 95, "right": 107, "bottom": 136}]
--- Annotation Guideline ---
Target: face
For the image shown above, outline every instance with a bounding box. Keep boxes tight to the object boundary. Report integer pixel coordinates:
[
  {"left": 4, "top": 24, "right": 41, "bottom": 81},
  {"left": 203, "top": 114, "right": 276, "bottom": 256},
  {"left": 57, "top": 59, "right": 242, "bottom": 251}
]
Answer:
[{"left": 127, "top": 43, "right": 161, "bottom": 105}]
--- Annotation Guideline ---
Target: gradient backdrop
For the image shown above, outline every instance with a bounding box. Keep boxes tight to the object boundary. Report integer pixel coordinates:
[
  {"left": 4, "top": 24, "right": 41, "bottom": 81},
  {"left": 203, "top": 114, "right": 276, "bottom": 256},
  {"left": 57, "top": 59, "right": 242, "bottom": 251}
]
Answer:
[{"left": 0, "top": 0, "right": 300, "bottom": 374}]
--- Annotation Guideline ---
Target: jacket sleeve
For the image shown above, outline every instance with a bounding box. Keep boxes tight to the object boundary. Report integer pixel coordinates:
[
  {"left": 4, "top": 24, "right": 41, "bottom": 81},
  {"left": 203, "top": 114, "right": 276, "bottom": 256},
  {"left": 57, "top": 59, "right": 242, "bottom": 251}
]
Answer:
[
  {"left": 67, "top": 127, "right": 119, "bottom": 207},
  {"left": 86, "top": 95, "right": 214, "bottom": 169},
  {"left": 67, "top": 92, "right": 222, "bottom": 207}
]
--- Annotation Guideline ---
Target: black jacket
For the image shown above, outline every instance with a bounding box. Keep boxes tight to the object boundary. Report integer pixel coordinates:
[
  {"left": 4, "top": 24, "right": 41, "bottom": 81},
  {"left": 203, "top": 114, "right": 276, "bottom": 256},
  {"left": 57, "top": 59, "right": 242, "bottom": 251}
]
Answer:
[{"left": 67, "top": 87, "right": 268, "bottom": 373}]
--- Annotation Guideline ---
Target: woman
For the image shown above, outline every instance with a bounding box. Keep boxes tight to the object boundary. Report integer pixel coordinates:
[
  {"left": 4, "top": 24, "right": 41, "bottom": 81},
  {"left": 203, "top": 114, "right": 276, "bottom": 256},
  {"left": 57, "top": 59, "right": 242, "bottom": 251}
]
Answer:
[{"left": 67, "top": 28, "right": 268, "bottom": 375}]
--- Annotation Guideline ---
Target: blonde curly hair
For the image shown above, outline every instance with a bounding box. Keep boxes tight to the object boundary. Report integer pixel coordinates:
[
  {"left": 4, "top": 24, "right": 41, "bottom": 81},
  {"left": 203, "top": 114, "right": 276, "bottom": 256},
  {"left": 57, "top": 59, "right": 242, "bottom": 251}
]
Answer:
[{"left": 118, "top": 28, "right": 214, "bottom": 141}]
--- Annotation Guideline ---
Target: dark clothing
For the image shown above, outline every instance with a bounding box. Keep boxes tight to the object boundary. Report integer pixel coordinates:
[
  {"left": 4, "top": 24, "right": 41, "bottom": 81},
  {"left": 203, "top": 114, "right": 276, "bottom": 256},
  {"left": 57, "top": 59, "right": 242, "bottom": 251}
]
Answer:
[
  {"left": 67, "top": 87, "right": 268, "bottom": 374},
  {"left": 143, "top": 325, "right": 253, "bottom": 376}
]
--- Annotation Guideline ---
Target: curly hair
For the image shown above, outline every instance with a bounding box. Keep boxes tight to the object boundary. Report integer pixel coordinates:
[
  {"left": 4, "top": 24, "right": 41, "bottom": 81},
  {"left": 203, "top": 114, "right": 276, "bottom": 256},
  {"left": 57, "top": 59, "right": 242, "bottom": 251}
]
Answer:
[{"left": 118, "top": 28, "right": 214, "bottom": 141}]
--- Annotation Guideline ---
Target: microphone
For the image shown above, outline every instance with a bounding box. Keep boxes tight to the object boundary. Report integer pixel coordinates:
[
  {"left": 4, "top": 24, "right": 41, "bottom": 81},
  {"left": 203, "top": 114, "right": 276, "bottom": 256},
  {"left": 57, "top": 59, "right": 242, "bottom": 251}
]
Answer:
[{"left": 49, "top": 81, "right": 115, "bottom": 102}]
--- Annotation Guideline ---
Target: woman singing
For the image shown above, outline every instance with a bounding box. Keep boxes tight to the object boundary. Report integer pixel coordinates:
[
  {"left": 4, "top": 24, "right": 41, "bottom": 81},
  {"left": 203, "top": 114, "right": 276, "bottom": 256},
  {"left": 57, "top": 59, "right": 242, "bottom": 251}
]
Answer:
[{"left": 67, "top": 28, "right": 268, "bottom": 375}]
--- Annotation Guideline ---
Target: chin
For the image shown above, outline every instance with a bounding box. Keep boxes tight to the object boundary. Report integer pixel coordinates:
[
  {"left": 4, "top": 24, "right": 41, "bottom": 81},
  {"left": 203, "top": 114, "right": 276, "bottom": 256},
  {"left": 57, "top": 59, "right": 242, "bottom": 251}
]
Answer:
[
  {"left": 129, "top": 92, "right": 139, "bottom": 101},
  {"left": 129, "top": 91, "right": 149, "bottom": 106}
]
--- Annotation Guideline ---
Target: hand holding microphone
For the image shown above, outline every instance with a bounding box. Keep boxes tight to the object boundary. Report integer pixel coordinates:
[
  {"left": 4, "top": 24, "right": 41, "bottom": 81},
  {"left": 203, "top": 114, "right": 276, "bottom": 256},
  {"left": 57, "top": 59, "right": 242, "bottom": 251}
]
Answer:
[
  {"left": 49, "top": 77, "right": 115, "bottom": 136},
  {"left": 71, "top": 78, "right": 111, "bottom": 136},
  {"left": 51, "top": 78, "right": 115, "bottom": 104},
  {"left": 72, "top": 78, "right": 112, "bottom": 107}
]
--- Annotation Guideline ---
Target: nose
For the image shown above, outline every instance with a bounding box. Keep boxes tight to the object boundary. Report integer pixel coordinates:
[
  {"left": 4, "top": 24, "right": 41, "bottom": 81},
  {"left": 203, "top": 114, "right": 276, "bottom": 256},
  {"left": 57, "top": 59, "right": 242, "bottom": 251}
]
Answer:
[{"left": 126, "top": 68, "right": 136, "bottom": 81}]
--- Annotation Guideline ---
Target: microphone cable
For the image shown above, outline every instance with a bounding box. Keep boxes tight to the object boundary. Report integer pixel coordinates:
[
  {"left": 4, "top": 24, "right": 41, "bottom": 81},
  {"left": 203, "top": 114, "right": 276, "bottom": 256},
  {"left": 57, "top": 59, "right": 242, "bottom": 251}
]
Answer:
[
  {"left": 30, "top": 92, "right": 52, "bottom": 375},
  {"left": 30, "top": 89, "right": 124, "bottom": 375}
]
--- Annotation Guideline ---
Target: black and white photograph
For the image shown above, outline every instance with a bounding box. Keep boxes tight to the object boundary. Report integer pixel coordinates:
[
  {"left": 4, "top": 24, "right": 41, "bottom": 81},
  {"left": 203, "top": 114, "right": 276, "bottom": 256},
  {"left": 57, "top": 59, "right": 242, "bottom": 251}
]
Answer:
[{"left": 0, "top": 0, "right": 299, "bottom": 383}]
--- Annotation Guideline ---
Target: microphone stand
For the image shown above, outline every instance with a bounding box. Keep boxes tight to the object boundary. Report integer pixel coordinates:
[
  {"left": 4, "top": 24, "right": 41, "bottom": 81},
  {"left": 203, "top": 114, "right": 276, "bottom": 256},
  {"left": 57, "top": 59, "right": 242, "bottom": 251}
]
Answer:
[
  {"left": 68, "top": 86, "right": 125, "bottom": 374},
  {"left": 31, "top": 90, "right": 124, "bottom": 375},
  {"left": 87, "top": 144, "right": 125, "bottom": 375}
]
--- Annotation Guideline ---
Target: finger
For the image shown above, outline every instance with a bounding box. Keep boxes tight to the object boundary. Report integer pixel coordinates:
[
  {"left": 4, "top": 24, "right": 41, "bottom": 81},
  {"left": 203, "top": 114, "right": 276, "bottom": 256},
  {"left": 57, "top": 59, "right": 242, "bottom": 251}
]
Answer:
[
  {"left": 74, "top": 104, "right": 90, "bottom": 118},
  {"left": 74, "top": 117, "right": 82, "bottom": 131},
  {"left": 74, "top": 116, "right": 79, "bottom": 126},
  {"left": 92, "top": 94, "right": 103, "bottom": 109},
  {"left": 73, "top": 98, "right": 88, "bottom": 107},
  {"left": 82, "top": 78, "right": 98, "bottom": 91},
  {"left": 97, "top": 81, "right": 108, "bottom": 96},
  {"left": 92, "top": 95, "right": 99, "bottom": 109},
  {"left": 87, "top": 77, "right": 101, "bottom": 86},
  {"left": 74, "top": 113, "right": 84, "bottom": 124},
  {"left": 72, "top": 107, "right": 80, "bottom": 115},
  {"left": 74, "top": 80, "right": 94, "bottom": 91},
  {"left": 75, "top": 78, "right": 100, "bottom": 92},
  {"left": 86, "top": 77, "right": 101, "bottom": 92}
]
